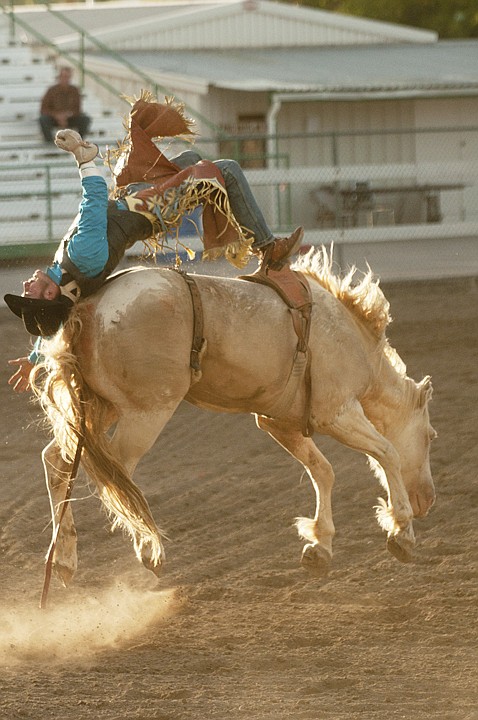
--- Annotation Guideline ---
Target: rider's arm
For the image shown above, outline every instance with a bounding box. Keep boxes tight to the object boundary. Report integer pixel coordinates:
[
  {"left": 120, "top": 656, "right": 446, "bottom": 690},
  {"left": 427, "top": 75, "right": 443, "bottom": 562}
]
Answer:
[
  {"left": 66, "top": 174, "right": 109, "bottom": 277},
  {"left": 8, "top": 337, "right": 45, "bottom": 393},
  {"left": 28, "top": 336, "right": 43, "bottom": 365},
  {"left": 8, "top": 355, "right": 35, "bottom": 393}
]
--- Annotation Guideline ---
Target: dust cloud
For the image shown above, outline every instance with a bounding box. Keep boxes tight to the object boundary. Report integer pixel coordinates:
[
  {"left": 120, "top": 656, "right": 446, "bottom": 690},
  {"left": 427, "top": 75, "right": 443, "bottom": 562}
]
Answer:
[{"left": 0, "top": 582, "right": 177, "bottom": 665}]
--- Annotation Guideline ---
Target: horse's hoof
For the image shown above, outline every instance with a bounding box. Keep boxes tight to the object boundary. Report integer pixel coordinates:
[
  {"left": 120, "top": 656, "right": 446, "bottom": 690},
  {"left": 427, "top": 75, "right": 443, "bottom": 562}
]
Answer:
[
  {"left": 54, "top": 562, "right": 76, "bottom": 587},
  {"left": 300, "top": 543, "right": 331, "bottom": 576},
  {"left": 142, "top": 556, "right": 163, "bottom": 578},
  {"left": 387, "top": 535, "right": 413, "bottom": 563}
]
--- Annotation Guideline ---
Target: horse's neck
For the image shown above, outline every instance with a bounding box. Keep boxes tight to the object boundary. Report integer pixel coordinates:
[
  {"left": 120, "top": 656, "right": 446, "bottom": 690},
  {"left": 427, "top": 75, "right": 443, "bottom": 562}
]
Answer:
[{"left": 364, "top": 349, "right": 414, "bottom": 433}]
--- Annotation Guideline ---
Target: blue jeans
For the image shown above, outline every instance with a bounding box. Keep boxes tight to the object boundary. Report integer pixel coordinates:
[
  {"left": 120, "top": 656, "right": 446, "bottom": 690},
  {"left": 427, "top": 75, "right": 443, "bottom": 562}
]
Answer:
[
  {"left": 39, "top": 113, "right": 91, "bottom": 143},
  {"left": 171, "top": 151, "right": 273, "bottom": 247}
]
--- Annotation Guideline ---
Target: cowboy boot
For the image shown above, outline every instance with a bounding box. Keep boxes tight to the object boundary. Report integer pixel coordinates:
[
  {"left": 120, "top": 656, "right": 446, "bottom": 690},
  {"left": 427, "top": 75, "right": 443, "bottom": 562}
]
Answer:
[
  {"left": 55, "top": 129, "right": 98, "bottom": 166},
  {"left": 258, "top": 226, "right": 304, "bottom": 270},
  {"left": 270, "top": 226, "right": 304, "bottom": 263}
]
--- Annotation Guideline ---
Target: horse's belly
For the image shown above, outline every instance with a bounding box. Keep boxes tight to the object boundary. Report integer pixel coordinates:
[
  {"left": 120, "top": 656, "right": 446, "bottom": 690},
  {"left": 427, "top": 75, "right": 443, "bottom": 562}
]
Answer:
[
  {"left": 185, "top": 338, "right": 300, "bottom": 415},
  {"left": 185, "top": 323, "right": 301, "bottom": 415}
]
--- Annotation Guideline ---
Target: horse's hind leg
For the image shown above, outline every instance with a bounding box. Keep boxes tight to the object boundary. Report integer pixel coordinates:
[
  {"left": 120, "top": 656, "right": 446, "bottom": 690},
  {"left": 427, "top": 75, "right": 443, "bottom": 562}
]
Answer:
[
  {"left": 256, "top": 416, "right": 335, "bottom": 577},
  {"left": 42, "top": 439, "right": 78, "bottom": 586},
  {"left": 325, "top": 400, "right": 415, "bottom": 562}
]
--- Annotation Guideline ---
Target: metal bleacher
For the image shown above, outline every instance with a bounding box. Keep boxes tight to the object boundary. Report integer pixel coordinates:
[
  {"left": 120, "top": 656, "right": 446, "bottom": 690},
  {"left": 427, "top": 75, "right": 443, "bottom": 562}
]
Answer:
[{"left": 0, "top": 13, "right": 123, "bottom": 259}]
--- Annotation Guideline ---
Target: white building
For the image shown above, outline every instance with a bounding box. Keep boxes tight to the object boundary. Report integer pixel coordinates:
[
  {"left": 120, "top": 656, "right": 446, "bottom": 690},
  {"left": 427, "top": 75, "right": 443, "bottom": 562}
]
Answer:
[{"left": 4, "top": 0, "right": 478, "bottom": 278}]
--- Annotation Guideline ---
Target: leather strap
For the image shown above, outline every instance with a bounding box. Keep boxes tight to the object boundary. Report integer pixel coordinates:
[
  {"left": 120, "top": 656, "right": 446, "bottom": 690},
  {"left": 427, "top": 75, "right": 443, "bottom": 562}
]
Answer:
[
  {"left": 171, "top": 268, "right": 205, "bottom": 372},
  {"left": 240, "top": 266, "right": 314, "bottom": 437}
]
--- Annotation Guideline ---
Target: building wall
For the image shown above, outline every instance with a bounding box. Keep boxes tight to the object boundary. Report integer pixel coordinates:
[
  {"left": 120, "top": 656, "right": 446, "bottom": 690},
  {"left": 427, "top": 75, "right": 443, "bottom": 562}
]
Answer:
[
  {"left": 82, "top": 59, "right": 478, "bottom": 232},
  {"left": 199, "top": 88, "right": 270, "bottom": 143},
  {"left": 414, "top": 97, "right": 478, "bottom": 222},
  {"left": 271, "top": 99, "right": 417, "bottom": 228},
  {"left": 277, "top": 99, "right": 416, "bottom": 164}
]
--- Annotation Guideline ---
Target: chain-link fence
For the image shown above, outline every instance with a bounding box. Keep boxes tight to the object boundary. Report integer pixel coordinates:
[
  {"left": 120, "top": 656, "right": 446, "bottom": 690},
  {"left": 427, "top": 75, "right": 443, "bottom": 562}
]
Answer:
[{"left": 1, "top": 126, "right": 477, "bottom": 282}]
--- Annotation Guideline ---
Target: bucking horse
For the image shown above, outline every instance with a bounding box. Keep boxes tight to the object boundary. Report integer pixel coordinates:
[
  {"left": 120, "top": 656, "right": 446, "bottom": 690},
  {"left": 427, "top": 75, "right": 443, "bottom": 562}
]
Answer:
[{"left": 33, "top": 248, "right": 436, "bottom": 593}]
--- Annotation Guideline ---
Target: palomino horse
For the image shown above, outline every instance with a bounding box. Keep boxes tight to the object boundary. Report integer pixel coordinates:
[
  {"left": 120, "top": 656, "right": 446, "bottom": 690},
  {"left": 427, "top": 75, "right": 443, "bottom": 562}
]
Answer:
[{"left": 34, "top": 249, "right": 436, "bottom": 586}]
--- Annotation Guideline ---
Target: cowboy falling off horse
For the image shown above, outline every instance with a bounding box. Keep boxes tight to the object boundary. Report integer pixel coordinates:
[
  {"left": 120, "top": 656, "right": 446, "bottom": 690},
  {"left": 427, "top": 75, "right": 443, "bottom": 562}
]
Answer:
[
  {"left": 6, "top": 91, "right": 304, "bottom": 391},
  {"left": 4, "top": 93, "right": 436, "bottom": 601}
]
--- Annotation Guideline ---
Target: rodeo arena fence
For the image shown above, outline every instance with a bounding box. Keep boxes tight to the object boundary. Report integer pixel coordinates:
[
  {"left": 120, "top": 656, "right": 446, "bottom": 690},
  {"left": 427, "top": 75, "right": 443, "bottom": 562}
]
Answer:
[
  {"left": 2, "top": 126, "right": 477, "bottom": 283},
  {"left": 0, "top": 1, "right": 477, "bottom": 283}
]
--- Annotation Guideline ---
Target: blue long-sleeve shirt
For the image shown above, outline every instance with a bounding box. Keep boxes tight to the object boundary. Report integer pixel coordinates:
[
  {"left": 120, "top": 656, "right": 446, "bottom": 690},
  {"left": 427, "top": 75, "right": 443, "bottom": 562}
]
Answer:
[
  {"left": 48, "top": 174, "right": 109, "bottom": 282},
  {"left": 29, "top": 174, "right": 110, "bottom": 363}
]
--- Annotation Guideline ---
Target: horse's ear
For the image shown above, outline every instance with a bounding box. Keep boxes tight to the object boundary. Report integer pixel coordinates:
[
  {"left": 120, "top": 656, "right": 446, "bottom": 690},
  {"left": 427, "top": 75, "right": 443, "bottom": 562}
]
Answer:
[{"left": 417, "top": 375, "right": 433, "bottom": 406}]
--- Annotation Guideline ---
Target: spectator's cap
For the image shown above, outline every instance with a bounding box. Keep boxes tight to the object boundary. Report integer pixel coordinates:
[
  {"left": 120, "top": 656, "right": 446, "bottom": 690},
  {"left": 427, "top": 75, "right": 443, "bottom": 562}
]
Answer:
[{"left": 4, "top": 294, "right": 73, "bottom": 337}]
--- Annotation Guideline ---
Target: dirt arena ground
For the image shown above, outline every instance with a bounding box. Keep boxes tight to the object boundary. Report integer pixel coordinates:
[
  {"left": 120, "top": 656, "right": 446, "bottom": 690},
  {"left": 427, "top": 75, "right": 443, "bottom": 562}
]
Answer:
[{"left": 0, "top": 268, "right": 477, "bottom": 720}]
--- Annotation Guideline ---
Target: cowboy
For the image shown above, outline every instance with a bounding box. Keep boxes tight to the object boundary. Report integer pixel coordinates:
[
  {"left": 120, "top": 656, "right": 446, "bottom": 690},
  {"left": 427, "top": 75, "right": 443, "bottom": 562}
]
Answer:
[
  {"left": 7, "top": 99, "right": 303, "bottom": 392},
  {"left": 7, "top": 130, "right": 153, "bottom": 392}
]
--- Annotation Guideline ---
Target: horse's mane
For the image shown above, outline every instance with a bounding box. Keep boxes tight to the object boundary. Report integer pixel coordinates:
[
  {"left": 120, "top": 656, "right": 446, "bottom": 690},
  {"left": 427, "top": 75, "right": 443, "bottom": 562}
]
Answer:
[
  {"left": 293, "top": 246, "right": 391, "bottom": 340},
  {"left": 293, "top": 247, "right": 408, "bottom": 377}
]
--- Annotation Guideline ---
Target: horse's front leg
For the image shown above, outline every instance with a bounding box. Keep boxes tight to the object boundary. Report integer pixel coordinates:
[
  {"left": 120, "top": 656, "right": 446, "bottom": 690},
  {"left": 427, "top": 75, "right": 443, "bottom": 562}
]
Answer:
[
  {"left": 256, "top": 416, "right": 335, "bottom": 576},
  {"left": 42, "top": 439, "right": 78, "bottom": 586},
  {"left": 325, "top": 400, "right": 415, "bottom": 562}
]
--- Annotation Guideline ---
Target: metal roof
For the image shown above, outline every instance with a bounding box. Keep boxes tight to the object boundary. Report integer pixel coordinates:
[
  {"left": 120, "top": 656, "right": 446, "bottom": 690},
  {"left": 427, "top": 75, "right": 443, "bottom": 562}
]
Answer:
[
  {"left": 14, "top": 0, "right": 436, "bottom": 50},
  {"left": 12, "top": 2, "right": 215, "bottom": 40},
  {"left": 103, "top": 40, "right": 478, "bottom": 97}
]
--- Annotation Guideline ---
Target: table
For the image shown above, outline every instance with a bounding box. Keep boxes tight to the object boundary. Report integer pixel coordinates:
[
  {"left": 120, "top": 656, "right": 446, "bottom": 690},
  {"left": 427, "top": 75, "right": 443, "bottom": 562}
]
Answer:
[{"left": 315, "top": 181, "right": 466, "bottom": 226}]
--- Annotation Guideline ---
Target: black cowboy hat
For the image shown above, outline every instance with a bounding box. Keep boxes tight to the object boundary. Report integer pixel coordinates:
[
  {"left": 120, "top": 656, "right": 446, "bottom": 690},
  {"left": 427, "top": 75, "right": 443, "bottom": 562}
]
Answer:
[{"left": 4, "top": 293, "right": 73, "bottom": 337}]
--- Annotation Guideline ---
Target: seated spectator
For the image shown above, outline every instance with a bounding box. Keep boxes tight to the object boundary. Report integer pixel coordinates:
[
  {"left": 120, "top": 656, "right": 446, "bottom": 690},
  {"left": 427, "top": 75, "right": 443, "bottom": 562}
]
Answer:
[{"left": 39, "top": 66, "right": 91, "bottom": 143}]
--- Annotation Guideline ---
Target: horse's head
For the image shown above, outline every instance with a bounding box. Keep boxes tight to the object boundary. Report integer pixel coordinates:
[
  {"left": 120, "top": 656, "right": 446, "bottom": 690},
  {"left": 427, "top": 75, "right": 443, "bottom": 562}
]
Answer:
[{"left": 391, "top": 376, "right": 436, "bottom": 517}]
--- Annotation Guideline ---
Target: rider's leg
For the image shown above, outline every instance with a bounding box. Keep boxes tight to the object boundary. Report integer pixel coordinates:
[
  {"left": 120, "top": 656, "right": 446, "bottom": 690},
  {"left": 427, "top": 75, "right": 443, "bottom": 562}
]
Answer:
[
  {"left": 170, "top": 150, "right": 203, "bottom": 169},
  {"left": 214, "top": 159, "right": 272, "bottom": 247},
  {"left": 171, "top": 153, "right": 272, "bottom": 243},
  {"left": 214, "top": 158, "right": 303, "bottom": 264}
]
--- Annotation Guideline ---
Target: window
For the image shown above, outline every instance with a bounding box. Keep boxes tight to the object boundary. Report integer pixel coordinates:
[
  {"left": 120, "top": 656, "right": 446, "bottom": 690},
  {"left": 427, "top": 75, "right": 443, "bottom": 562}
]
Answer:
[{"left": 219, "top": 115, "right": 267, "bottom": 169}]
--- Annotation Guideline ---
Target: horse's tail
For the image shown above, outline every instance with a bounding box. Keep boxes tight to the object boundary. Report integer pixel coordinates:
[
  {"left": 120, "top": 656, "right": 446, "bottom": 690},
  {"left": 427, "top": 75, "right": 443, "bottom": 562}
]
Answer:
[{"left": 31, "top": 307, "right": 163, "bottom": 567}]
